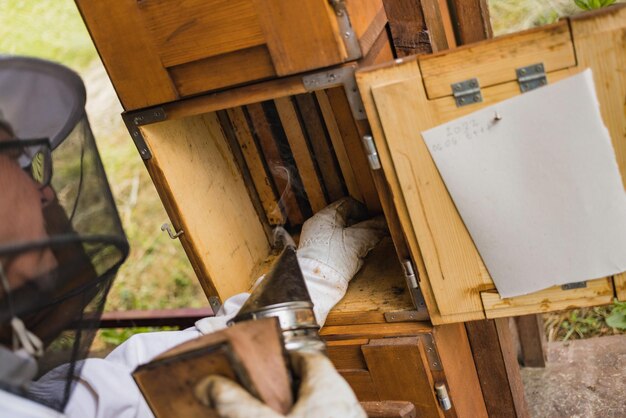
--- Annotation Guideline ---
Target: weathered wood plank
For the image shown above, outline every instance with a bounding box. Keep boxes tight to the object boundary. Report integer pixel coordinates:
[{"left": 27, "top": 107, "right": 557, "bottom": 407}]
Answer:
[
  {"left": 419, "top": 22, "right": 576, "bottom": 99},
  {"left": 294, "top": 93, "right": 346, "bottom": 202},
  {"left": 383, "top": 0, "right": 433, "bottom": 57},
  {"left": 246, "top": 103, "right": 304, "bottom": 226},
  {"left": 433, "top": 324, "right": 488, "bottom": 417},
  {"left": 140, "top": 113, "right": 270, "bottom": 300},
  {"left": 363, "top": 337, "right": 442, "bottom": 418},
  {"left": 169, "top": 45, "right": 276, "bottom": 97},
  {"left": 361, "top": 401, "right": 417, "bottom": 418},
  {"left": 324, "top": 88, "right": 381, "bottom": 212},
  {"left": 75, "top": 0, "right": 177, "bottom": 110},
  {"left": 339, "top": 370, "right": 380, "bottom": 402},
  {"left": 481, "top": 278, "right": 614, "bottom": 319},
  {"left": 570, "top": 6, "right": 626, "bottom": 192},
  {"left": 465, "top": 320, "right": 529, "bottom": 418},
  {"left": 326, "top": 339, "right": 370, "bottom": 370},
  {"left": 370, "top": 69, "right": 491, "bottom": 318},
  {"left": 226, "top": 107, "right": 285, "bottom": 225},
  {"left": 138, "top": 0, "right": 265, "bottom": 67},
  {"left": 274, "top": 97, "right": 328, "bottom": 213},
  {"left": 329, "top": 238, "right": 413, "bottom": 317},
  {"left": 251, "top": 0, "right": 345, "bottom": 75},
  {"left": 315, "top": 90, "right": 363, "bottom": 202},
  {"left": 446, "top": 0, "right": 492, "bottom": 45},
  {"left": 513, "top": 314, "right": 547, "bottom": 368}
]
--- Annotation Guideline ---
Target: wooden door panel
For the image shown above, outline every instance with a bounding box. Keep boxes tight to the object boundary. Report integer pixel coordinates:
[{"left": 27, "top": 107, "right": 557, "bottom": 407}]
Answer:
[
  {"left": 137, "top": 0, "right": 265, "bottom": 68},
  {"left": 481, "top": 278, "right": 614, "bottom": 319},
  {"left": 76, "top": 0, "right": 178, "bottom": 110},
  {"left": 356, "top": 7, "right": 626, "bottom": 323},
  {"left": 362, "top": 337, "right": 443, "bottom": 418},
  {"left": 340, "top": 370, "right": 380, "bottom": 402}
]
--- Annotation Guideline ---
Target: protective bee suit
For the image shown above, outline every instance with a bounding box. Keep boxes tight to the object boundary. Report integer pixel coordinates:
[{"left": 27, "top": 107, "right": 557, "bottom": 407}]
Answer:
[
  {"left": 0, "top": 56, "right": 386, "bottom": 418},
  {"left": 0, "top": 56, "right": 129, "bottom": 416}
]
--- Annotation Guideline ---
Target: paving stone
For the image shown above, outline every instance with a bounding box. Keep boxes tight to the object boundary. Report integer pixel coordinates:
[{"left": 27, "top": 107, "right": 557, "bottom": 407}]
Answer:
[{"left": 521, "top": 334, "right": 626, "bottom": 417}]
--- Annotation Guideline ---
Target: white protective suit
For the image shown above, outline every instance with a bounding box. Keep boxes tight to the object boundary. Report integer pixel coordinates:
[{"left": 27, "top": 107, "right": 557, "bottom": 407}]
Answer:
[{"left": 7, "top": 198, "right": 385, "bottom": 418}]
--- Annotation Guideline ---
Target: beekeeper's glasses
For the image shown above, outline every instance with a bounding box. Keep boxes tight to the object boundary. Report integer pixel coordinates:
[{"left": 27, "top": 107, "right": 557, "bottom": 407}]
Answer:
[{"left": 0, "top": 138, "right": 52, "bottom": 188}]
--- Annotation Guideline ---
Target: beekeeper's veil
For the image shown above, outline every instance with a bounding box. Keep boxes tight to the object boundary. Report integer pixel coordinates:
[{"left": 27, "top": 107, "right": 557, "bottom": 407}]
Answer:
[{"left": 0, "top": 56, "right": 129, "bottom": 411}]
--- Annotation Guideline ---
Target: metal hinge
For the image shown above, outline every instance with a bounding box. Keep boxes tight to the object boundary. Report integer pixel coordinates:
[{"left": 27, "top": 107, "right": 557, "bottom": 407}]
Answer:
[
  {"left": 401, "top": 259, "right": 428, "bottom": 313},
  {"left": 361, "top": 135, "right": 381, "bottom": 170},
  {"left": 329, "top": 0, "right": 361, "bottom": 60},
  {"left": 384, "top": 310, "right": 429, "bottom": 322},
  {"left": 516, "top": 63, "right": 547, "bottom": 93},
  {"left": 122, "top": 107, "right": 166, "bottom": 160},
  {"left": 451, "top": 78, "right": 482, "bottom": 107},
  {"left": 208, "top": 296, "right": 222, "bottom": 313},
  {"left": 561, "top": 281, "right": 587, "bottom": 290},
  {"left": 419, "top": 333, "right": 442, "bottom": 371},
  {"left": 302, "top": 65, "right": 366, "bottom": 120},
  {"left": 435, "top": 382, "right": 453, "bottom": 411}
]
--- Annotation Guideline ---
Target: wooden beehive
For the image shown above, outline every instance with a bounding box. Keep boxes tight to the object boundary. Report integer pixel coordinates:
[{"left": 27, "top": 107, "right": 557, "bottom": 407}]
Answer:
[{"left": 357, "top": 5, "right": 626, "bottom": 324}]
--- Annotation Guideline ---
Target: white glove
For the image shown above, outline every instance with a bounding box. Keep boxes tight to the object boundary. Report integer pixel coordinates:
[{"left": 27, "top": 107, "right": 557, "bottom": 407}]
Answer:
[
  {"left": 197, "top": 351, "right": 366, "bottom": 418},
  {"left": 194, "top": 198, "right": 388, "bottom": 333},
  {"left": 297, "top": 197, "right": 388, "bottom": 326}
]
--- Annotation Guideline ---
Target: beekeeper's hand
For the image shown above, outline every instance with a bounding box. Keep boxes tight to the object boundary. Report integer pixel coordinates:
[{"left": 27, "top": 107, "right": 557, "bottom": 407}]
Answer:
[
  {"left": 197, "top": 351, "right": 366, "bottom": 418},
  {"left": 195, "top": 197, "right": 387, "bottom": 335},
  {"left": 297, "top": 197, "right": 388, "bottom": 326}
]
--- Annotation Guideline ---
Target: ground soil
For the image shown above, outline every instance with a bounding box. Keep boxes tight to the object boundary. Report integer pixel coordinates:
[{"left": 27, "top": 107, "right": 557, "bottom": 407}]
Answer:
[{"left": 521, "top": 334, "right": 626, "bottom": 418}]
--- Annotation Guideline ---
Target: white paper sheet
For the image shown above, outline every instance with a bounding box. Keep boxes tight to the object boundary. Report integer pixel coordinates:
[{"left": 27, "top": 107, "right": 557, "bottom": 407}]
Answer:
[{"left": 422, "top": 70, "right": 626, "bottom": 298}]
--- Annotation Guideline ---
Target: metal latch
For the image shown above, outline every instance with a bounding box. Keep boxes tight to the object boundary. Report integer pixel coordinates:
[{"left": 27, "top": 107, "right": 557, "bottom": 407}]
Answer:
[
  {"left": 561, "top": 281, "right": 587, "bottom": 290},
  {"left": 361, "top": 135, "right": 381, "bottom": 170},
  {"left": 516, "top": 63, "right": 547, "bottom": 93},
  {"left": 161, "top": 223, "right": 184, "bottom": 239},
  {"left": 401, "top": 260, "right": 428, "bottom": 313},
  {"left": 435, "top": 382, "right": 453, "bottom": 411},
  {"left": 451, "top": 78, "right": 482, "bottom": 107}
]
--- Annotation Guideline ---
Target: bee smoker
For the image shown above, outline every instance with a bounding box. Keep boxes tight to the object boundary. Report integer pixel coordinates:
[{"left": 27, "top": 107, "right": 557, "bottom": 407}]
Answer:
[{"left": 228, "top": 244, "right": 325, "bottom": 353}]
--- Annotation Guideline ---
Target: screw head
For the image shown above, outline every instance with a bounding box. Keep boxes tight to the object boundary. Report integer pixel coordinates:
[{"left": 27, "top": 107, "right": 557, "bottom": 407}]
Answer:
[{"left": 473, "top": 94, "right": 480, "bottom": 102}]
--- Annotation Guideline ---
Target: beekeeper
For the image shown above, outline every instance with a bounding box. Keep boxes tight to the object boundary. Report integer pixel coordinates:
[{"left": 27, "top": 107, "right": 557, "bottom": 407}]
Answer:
[{"left": 0, "top": 56, "right": 386, "bottom": 418}]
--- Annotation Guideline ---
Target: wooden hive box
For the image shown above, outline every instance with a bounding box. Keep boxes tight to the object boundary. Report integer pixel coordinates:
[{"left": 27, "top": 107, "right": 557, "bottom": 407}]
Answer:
[
  {"left": 75, "top": 3, "right": 626, "bottom": 416},
  {"left": 356, "top": 5, "right": 626, "bottom": 325},
  {"left": 75, "top": 0, "right": 387, "bottom": 110},
  {"left": 100, "top": 29, "right": 487, "bottom": 416}
]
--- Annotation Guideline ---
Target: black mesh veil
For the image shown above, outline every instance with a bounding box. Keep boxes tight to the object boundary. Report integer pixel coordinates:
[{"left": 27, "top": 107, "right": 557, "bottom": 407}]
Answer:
[{"left": 0, "top": 57, "right": 129, "bottom": 411}]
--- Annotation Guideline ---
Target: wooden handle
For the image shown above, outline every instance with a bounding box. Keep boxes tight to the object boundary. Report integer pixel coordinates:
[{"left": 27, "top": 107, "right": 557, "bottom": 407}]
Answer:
[{"left": 361, "top": 401, "right": 416, "bottom": 418}]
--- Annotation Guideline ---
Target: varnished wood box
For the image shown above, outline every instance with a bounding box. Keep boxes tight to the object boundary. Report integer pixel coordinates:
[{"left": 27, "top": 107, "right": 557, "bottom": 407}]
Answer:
[
  {"left": 76, "top": 2, "right": 489, "bottom": 413},
  {"left": 76, "top": 3, "right": 625, "bottom": 417},
  {"left": 76, "top": 0, "right": 387, "bottom": 110},
  {"left": 357, "top": 6, "right": 626, "bottom": 325}
]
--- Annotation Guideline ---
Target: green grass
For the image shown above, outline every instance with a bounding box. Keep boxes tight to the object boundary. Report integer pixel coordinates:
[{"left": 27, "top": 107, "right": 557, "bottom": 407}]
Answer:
[
  {"left": 1, "top": 0, "right": 206, "bottom": 349},
  {"left": 0, "top": 0, "right": 97, "bottom": 70},
  {"left": 488, "top": 0, "right": 625, "bottom": 36}
]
